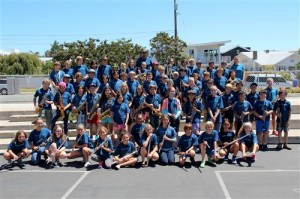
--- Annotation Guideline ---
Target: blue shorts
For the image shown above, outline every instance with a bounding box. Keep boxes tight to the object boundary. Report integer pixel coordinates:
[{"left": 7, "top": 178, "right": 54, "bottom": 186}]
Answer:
[
  {"left": 192, "top": 123, "right": 200, "bottom": 133},
  {"left": 206, "top": 149, "right": 215, "bottom": 157},
  {"left": 101, "top": 117, "right": 112, "bottom": 124},
  {"left": 256, "top": 120, "right": 269, "bottom": 133},
  {"left": 276, "top": 122, "right": 289, "bottom": 133}
]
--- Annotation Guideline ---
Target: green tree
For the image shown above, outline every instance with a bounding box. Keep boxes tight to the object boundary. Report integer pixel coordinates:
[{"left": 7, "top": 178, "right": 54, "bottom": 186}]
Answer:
[
  {"left": 0, "top": 53, "right": 43, "bottom": 75},
  {"left": 150, "top": 32, "right": 187, "bottom": 64},
  {"left": 46, "top": 38, "right": 144, "bottom": 67}
]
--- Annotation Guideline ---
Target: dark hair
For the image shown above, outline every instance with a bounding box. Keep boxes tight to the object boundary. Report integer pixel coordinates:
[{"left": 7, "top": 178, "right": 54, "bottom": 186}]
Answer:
[
  {"left": 99, "top": 86, "right": 113, "bottom": 104},
  {"left": 90, "top": 60, "right": 98, "bottom": 67},
  {"left": 14, "top": 130, "right": 27, "bottom": 143}
]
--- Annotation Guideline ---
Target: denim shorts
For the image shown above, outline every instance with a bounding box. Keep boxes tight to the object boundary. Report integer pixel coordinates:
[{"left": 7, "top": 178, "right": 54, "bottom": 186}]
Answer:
[{"left": 256, "top": 120, "right": 269, "bottom": 133}]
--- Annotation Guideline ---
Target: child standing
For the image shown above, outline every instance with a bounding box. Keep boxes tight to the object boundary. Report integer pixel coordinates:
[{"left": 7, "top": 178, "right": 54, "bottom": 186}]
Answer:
[{"left": 273, "top": 89, "right": 292, "bottom": 150}]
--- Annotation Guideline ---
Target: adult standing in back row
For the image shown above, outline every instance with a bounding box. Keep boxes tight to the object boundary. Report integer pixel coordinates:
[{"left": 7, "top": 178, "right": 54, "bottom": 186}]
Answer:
[
  {"left": 73, "top": 56, "right": 89, "bottom": 80},
  {"left": 230, "top": 56, "right": 245, "bottom": 81},
  {"left": 136, "top": 49, "right": 152, "bottom": 70}
]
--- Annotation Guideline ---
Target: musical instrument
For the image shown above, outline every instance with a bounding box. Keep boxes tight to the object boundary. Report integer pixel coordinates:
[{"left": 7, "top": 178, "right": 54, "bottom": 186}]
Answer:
[
  {"left": 146, "top": 135, "right": 151, "bottom": 167},
  {"left": 92, "top": 135, "right": 111, "bottom": 155},
  {"left": 35, "top": 92, "right": 49, "bottom": 114},
  {"left": 189, "top": 100, "right": 197, "bottom": 123},
  {"left": 71, "top": 134, "right": 84, "bottom": 152},
  {"left": 143, "top": 101, "right": 162, "bottom": 117},
  {"left": 112, "top": 151, "right": 138, "bottom": 165},
  {"left": 72, "top": 100, "right": 87, "bottom": 119},
  {"left": 87, "top": 95, "right": 101, "bottom": 120},
  {"left": 58, "top": 92, "right": 65, "bottom": 120},
  {"left": 46, "top": 136, "right": 68, "bottom": 164},
  {"left": 99, "top": 98, "right": 113, "bottom": 120},
  {"left": 134, "top": 99, "right": 146, "bottom": 115},
  {"left": 220, "top": 133, "right": 250, "bottom": 150},
  {"left": 158, "top": 130, "right": 168, "bottom": 153}
]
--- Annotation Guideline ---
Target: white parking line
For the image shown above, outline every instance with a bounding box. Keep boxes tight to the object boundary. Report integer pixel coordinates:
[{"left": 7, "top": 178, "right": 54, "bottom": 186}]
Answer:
[
  {"left": 215, "top": 170, "right": 300, "bottom": 199},
  {"left": 2, "top": 170, "right": 87, "bottom": 173},
  {"left": 61, "top": 171, "right": 90, "bottom": 199}
]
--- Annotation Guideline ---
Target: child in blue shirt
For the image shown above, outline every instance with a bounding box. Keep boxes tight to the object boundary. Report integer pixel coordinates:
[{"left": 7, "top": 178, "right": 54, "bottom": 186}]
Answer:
[
  {"left": 113, "top": 132, "right": 138, "bottom": 170},
  {"left": 265, "top": 78, "right": 279, "bottom": 136},
  {"left": 45, "top": 125, "right": 68, "bottom": 168},
  {"left": 199, "top": 121, "right": 220, "bottom": 168},
  {"left": 239, "top": 122, "right": 259, "bottom": 162},
  {"left": 178, "top": 124, "right": 198, "bottom": 166},
  {"left": 67, "top": 124, "right": 94, "bottom": 168},
  {"left": 130, "top": 114, "right": 146, "bottom": 149},
  {"left": 140, "top": 124, "right": 159, "bottom": 166},
  {"left": 218, "top": 120, "right": 239, "bottom": 164},
  {"left": 273, "top": 89, "right": 292, "bottom": 150},
  {"left": 143, "top": 72, "right": 157, "bottom": 95},
  {"left": 92, "top": 126, "right": 114, "bottom": 169},
  {"left": 155, "top": 115, "right": 177, "bottom": 165},
  {"left": 28, "top": 118, "right": 52, "bottom": 165},
  {"left": 246, "top": 83, "right": 259, "bottom": 123},
  {"left": 3, "top": 130, "right": 30, "bottom": 167},
  {"left": 221, "top": 84, "right": 236, "bottom": 128},
  {"left": 253, "top": 89, "right": 273, "bottom": 151}
]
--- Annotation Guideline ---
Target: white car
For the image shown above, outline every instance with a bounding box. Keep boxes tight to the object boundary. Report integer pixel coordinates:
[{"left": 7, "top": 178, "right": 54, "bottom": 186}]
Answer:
[
  {"left": 244, "top": 74, "right": 292, "bottom": 89},
  {"left": 0, "top": 79, "right": 8, "bottom": 95}
]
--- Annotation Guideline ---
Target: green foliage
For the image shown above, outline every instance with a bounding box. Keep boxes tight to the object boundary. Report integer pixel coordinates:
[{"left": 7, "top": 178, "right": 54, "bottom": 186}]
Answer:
[
  {"left": 150, "top": 32, "right": 187, "bottom": 64},
  {"left": 46, "top": 38, "right": 144, "bottom": 66},
  {"left": 41, "top": 61, "right": 54, "bottom": 75},
  {"left": 0, "top": 53, "right": 43, "bottom": 75},
  {"left": 278, "top": 71, "right": 292, "bottom": 81},
  {"left": 296, "top": 62, "right": 300, "bottom": 70}
]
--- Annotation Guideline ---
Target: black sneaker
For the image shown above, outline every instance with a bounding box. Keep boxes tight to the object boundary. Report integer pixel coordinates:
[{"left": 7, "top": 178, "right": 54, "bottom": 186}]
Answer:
[
  {"left": 18, "top": 159, "right": 25, "bottom": 167},
  {"left": 259, "top": 144, "right": 263, "bottom": 151},
  {"left": 283, "top": 144, "right": 291, "bottom": 150},
  {"left": 52, "top": 162, "right": 60, "bottom": 168},
  {"left": 263, "top": 145, "right": 269, "bottom": 151},
  {"left": 276, "top": 143, "right": 283, "bottom": 150},
  {"left": 190, "top": 157, "right": 195, "bottom": 163}
]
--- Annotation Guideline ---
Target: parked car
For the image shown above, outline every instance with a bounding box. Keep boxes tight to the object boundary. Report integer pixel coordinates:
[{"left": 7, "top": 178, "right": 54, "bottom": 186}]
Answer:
[
  {"left": 0, "top": 79, "right": 8, "bottom": 95},
  {"left": 244, "top": 74, "right": 292, "bottom": 89}
]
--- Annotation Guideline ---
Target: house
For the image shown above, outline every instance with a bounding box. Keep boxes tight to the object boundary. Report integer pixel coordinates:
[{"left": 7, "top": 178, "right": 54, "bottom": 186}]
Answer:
[
  {"left": 184, "top": 40, "right": 231, "bottom": 65},
  {"left": 237, "top": 50, "right": 300, "bottom": 71},
  {"left": 221, "top": 45, "right": 251, "bottom": 62}
]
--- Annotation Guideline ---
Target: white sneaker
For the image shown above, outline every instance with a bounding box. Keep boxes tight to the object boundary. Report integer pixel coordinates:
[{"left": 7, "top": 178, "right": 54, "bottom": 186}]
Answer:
[{"left": 84, "top": 161, "right": 91, "bottom": 168}]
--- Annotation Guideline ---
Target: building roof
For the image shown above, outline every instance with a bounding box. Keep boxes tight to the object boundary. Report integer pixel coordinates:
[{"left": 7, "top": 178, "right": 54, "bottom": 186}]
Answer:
[
  {"left": 187, "top": 40, "right": 231, "bottom": 48},
  {"left": 220, "top": 45, "right": 251, "bottom": 54},
  {"left": 240, "top": 51, "right": 295, "bottom": 65}
]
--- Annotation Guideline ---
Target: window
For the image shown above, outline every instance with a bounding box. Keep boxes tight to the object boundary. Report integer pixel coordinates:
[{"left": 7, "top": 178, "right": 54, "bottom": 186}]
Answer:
[
  {"left": 290, "top": 59, "right": 294, "bottom": 63},
  {"left": 273, "top": 77, "right": 286, "bottom": 83},
  {"left": 189, "top": 49, "right": 194, "bottom": 56},
  {"left": 246, "top": 76, "right": 255, "bottom": 82}
]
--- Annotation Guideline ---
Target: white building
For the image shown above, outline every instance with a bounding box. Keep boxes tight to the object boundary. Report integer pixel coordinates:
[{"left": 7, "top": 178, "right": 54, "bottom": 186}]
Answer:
[
  {"left": 184, "top": 40, "right": 231, "bottom": 65},
  {"left": 238, "top": 51, "right": 300, "bottom": 71},
  {"left": 0, "top": 49, "right": 21, "bottom": 56}
]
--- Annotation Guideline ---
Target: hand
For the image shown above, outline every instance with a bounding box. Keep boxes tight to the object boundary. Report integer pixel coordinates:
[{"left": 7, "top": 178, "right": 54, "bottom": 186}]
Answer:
[
  {"left": 148, "top": 133, "right": 152, "bottom": 138},
  {"left": 13, "top": 154, "right": 19, "bottom": 161},
  {"left": 163, "top": 135, "right": 168, "bottom": 140},
  {"left": 250, "top": 152, "right": 255, "bottom": 157},
  {"left": 242, "top": 153, "right": 247, "bottom": 159},
  {"left": 149, "top": 104, "right": 154, "bottom": 108},
  {"left": 159, "top": 143, "right": 163, "bottom": 149},
  {"left": 192, "top": 107, "right": 197, "bottom": 112},
  {"left": 33, "top": 146, "right": 39, "bottom": 151},
  {"left": 224, "top": 142, "right": 229, "bottom": 147},
  {"left": 203, "top": 141, "right": 208, "bottom": 146},
  {"left": 123, "top": 157, "right": 129, "bottom": 162},
  {"left": 113, "top": 157, "right": 120, "bottom": 162},
  {"left": 212, "top": 117, "right": 216, "bottom": 123}
]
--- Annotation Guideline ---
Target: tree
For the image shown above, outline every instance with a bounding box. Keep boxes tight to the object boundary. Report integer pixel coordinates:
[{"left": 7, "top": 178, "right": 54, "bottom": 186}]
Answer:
[
  {"left": 46, "top": 38, "right": 144, "bottom": 67},
  {"left": 150, "top": 32, "right": 187, "bottom": 64},
  {"left": 0, "top": 53, "right": 43, "bottom": 75}
]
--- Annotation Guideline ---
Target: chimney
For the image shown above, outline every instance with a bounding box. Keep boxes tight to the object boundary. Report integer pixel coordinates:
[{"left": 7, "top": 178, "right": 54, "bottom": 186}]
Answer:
[{"left": 253, "top": 51, "right": 257, "bottom": 60}]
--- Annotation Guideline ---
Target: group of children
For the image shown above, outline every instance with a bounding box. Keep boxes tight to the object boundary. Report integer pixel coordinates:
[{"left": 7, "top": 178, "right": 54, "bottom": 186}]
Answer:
[{"left": 3, "top": 54, "right": 293, "bottom": 169}]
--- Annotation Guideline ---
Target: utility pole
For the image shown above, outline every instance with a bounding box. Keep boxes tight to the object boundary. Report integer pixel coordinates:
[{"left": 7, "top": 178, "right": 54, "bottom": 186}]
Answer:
[{"left": 174, "top": 0, "right": 178, "bottom": 38}]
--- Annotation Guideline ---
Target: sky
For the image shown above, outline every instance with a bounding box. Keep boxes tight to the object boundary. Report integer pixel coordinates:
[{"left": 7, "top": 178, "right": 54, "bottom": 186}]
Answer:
[{"left": 0, "top": 0, "right": 299, "bottom": 55}]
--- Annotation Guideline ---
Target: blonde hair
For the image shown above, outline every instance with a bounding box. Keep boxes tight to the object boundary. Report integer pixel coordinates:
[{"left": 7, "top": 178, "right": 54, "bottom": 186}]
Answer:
[
  {"left": 158, "top": 65, "right": 165, "bottom": 71},
  {"left": 205, "top": 121, "right": 215, "bottom": 129},
  {"left": 76, "top": 56, "right": 83, "bottom": 61}
]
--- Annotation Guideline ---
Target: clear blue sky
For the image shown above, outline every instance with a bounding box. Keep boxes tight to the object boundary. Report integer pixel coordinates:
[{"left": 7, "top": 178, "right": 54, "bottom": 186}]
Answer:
[{"left": 0, "top": 0, "right": 299, "bottom": 55}]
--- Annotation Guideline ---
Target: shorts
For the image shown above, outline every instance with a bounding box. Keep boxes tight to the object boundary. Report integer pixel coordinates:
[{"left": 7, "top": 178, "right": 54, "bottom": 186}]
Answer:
[
  {"left": 206, "top": 149, "right": 215, "bottom": 157},
  {"left": 77, "top": 148, "right": 94, "bottom": 155},
  {"left": 256, "top": 120, "right": 269, "bottom": 133},
  {"left": 249, "top": 114, "right": 255, "bottom": 123},
  {"left": 114, "top": 124, "right": 128, "bottom": 132},
  {"left": 276, "top": 122, "right": 289, "bottom": 132},
  {"left": 87, "top": 113, "right": 100, "bottom": 124},
  {"left": 101, "top": 117, "right": 112, "bottom": 124}
]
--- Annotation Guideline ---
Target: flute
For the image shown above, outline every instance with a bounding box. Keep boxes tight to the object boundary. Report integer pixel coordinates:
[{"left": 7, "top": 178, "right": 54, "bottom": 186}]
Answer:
[
  {"left": 72, "top": 134, "right": 84, "bottom": 152},
  {"left": 91, "top": 135, "right": 111, "bottom": 155},
  {"left": 46, "top": 136, "right": 68, "bottom": 164},
  {"left": 220, "top": 133, "right": 250, "bottom": 150},
  {"left": 112, "top": 151, "right": 138, "bottom": 165},
  {"left": 146, "top": 134, "right": 151, "bottom": 166}
]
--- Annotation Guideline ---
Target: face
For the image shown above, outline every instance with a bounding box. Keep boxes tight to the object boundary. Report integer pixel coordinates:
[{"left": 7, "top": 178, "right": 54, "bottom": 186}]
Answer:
[
  {"left": 78, "top": 88, "right": 84, "bottom": 95},
  {"left": 223, "top": 123, "right": 230, "bottom": 130},
  {"left": 76, "top": 75, "right": 83, "bottom": 81},
  {"left": 99, "top": 129, "right": 107, "bottom": 138},
  {"left": 210, "top": 87, "right": 217, "bottom": 95},
  {"left": 64, "top": 78, "right": 70, "bottom": 83},
  {"left": 225, "top": 87, "right": 231, "bottom": 93},
  {"left": 55, "top": 127, "right": 63, "bottom": 137},
  {"left": 136, "top": 115, "right": 144, "bottom": 123},
  {"left": 36, "top": 119, "right": 44, "bottom": 128},
  {"left": 185, "top": 127, "right": 192, "bottom": 134},
  {"left": 279, "top": 92, "right": 286, "bottom": 99},
  {"left": 162, "top": 117, "right": 170, "bottom": 125},
  {"left": 250, "top": 85, "right": 257, "bottom": 91},
  {"left": 129, "top": 60, "right": 135, "bottom": 67},
  {"left": 205, "top": 125, "right": 213, "bottom": 133},
  {"left": 239, "top": 94, "right": 245, "bottom": 101},
  {"left": 267, "top": 80, "right": 274, "bottom": 87},
  {"left": 122, "top": 134, "right": 130, "bottom": 143},
  {"left": 244, "top": 125, "right": 251, "bottom": 132},
  {"left": 117, "top": 96, "right": 123, "bottom": 103},
  {"left": 88, "top": 72, "right": 95, "bottom": 77},
  {"left": 65, "top": 62, "right": 70, "bottom": 69},
  {"left": 43, "top": 82, "right": 50, "bottom": 89},
  {"left": 188, "top": 93, "right": 195, "bottom": 99},
  {"left": 146, "top": 126, "right": 153, "bottom": 134},
  {"left": 55, "top": 64, "right": 61, "bottom": 70},
  {"left": 113, "top": 73, "right": 119, "bottom": 80},
  {"left": 17, "top": 133, "right": 26, "bottom": 142},
  {"left": 59, "top": 85, "right": 66, "bottom": 92},
  {"left": 137, "top": 86, "right": 142, "bottom": 94},
  {"left": 90, "top": 86, "right": 96, "bottom": 93},
  {"left": 105, "top": 88, "right": 111, "bottom": 96},
  {"left": 92, "top": 63, "right": 98, "bottom": 69},
  {"left": 102, "top": 59, "right": 108, "bottom": 64},
  {"left": 197, "top": 63, "right": 202, "bottom": 68},
  {"left": 77, "top": 59, "right": 83, "bottom": 65},
  {"left": 259, "top": 92, "right": 266, "bottom": 99},
  {"left": 77, "top": 126, "right": 85, "bottom": 134},
  {"left": 169, "top": 88, "right": 176, "bottom": 97},
  {"left": 150, "top": 87, "right": 156, "bottom": 95},
  {"left": 146, "top": 74, "right": 152, "bottom": 80}
]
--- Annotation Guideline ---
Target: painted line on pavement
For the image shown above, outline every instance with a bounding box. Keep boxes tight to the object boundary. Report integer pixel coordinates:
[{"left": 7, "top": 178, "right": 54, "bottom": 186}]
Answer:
[{"left": 61, "top": 171, "right": 90, "bottom": 199}]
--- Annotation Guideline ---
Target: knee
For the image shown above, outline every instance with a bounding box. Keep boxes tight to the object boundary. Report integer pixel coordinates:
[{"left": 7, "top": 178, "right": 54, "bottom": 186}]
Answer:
[
  {"left": 3, "top": 152, "right": 10, "bottom": 160},
  {"left": 219, "top": 149, "right": 226, "bottom": 157},
  {"left": 189, "top": 150, "right": 196, "bottom": 157}
]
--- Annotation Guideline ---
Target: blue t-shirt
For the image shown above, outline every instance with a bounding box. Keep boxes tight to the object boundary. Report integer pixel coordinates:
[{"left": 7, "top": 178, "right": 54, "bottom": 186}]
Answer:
[
  {"left": 222, "top": 93, "right": 236, "bottom": 109},
  {"left": 183, "top": 99, "right": 204, "bottom": 123},
  {"left": 131, "top": 123, "right": 147, "bottom": 147},
  {"left": 136, "top": 57, "right": 152, "bottom": 70},
  {"left": 231, "top": 63, "right": 245, "bottom": 80},
  {"left": 8, "top": 139, "right": 30, "bottom": 154},
  {"left": 214, "top": 76, "right": 227, "bottom": 92},
  {"left": 233, "top": 100, "right": 253, "bottom": 122},
  {"left": 54, "top": 91, "right": 72, "bottom": 110},
  {"left": 86, "top": 93, "right": 100, "bottom": 112},
  {"left": 97, "top": 82, "right": 109, "bottom": 94},
  {"left": 192, "top": 68, "right": 205, "bottom": 78},
  {"left": 141, "top": 133, "right": 158, "bottom": 151},
  {"left": 34, "top": 88, "right": 54, "bottom": 110},
  {"left": 246, "top": 91, "right": 259, "bottom": 107},
  {"left": 143, "top": 80, "right": 157, "bottom": 95},
  {"left": 158, "top": 82, "right": 168, "bottom": 98},
  {"left": 76, "top": 132, "right": 94, "bottom": 149},
  {"left": 49, "top": 70, "right": 65, "bottom": 85},
  {"left": 113, "top": 141, "right": 136, "bottom": 158},
  {"left": 73, "top": 65, "right": 89, "bottom": 77},
  {"left": 65, "top": 83, "right": 75, "bottom": 95},
  {"left": 109, "top": 79, "right": 123, "bottom": 92},
  {"left": 273, "top": 99, "right": 291, "bottom": 123},
  {"left": 205, "top": 95, "right": 224, "bottom": 123},
  {"left": 94, "top": 137, "right": 113, "bottom": 158},
  {"left": 218, "top": 130, "right": 235, "bottom": 143},
  {"left": 28, "top": 128, "right": 52, "bottom": 146},
  {"left": 239, "top": 131, "right": 257, "bottom": 148},
  {"left": 84, "top": 77, "right": 100, "bottom": 89},
  {"left": 198, "top": 130, "right": 219, "bottom": 149},
  {"left": 72, "top": 94, "right": 87, "bottom": 114},
  {"left": 155, "top": 126, "right": 177, "bottom": 151},
  {"left": 178, "top": 134, "right": 198, "bottom": 152},
  {"left": 126, "top": 80, "right": 140, "bottom": 96},
  {"left": 73, "top": 80, "right": 85, "bottom": 94},
  {"left": 183, "top": 87, "right": 200, "bottom": 97},
  {"left": 265, "top": 87, "right": 278, "bottom": 103},
  {"left": 174, "top": 75, "right": 189, "bottom": 91},
  {"left": 186, "top": 65, "right": 196, "bottom": 77},
  {"left": 253, "top": 100, "right": 273, "bottom": 121},
  {"left": 208, "top": 68, "right": 216, "bottom": 79},
  {"left": 110, "top": 102, "right": 130, "bottom": 124},
  {"left": 145, "top": 94, "right": 161, "bottom": 109},
  {"left": 122, "top": 93, "right": 132, "bottom": 104},
  {"left": 63, "top": 68, "right": 74, "bottom": 79},
  {"left": 97, "top": 65, "right": 112, "bottom": 82},
  {"left": 132, "top": 95, "right": 145, "bottom": 109},
  {"left": 49, "top": 137, "right": 68, "bottom": 149}
]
